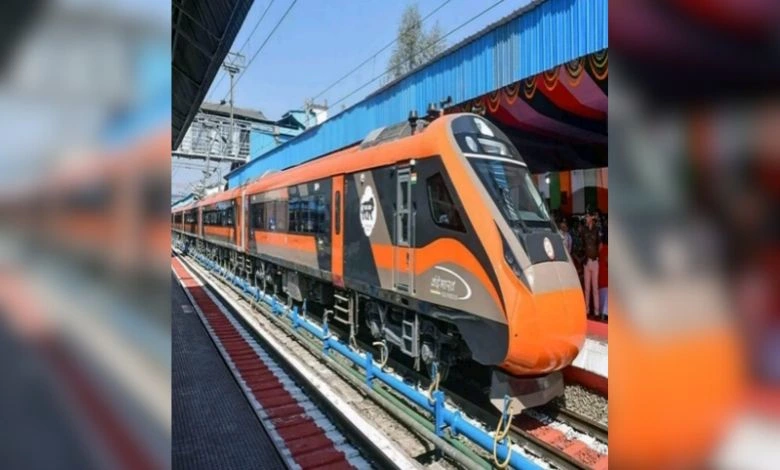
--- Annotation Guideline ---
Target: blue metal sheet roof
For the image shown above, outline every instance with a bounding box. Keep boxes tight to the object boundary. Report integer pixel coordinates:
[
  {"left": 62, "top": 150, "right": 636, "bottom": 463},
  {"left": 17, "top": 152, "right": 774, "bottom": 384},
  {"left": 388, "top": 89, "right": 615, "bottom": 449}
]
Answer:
[
  {"left": 227, "top": 0, "right": 607, "bottom": 188},
  {"left": 172, "top": 193, "right": 196, "bottom": 209}
]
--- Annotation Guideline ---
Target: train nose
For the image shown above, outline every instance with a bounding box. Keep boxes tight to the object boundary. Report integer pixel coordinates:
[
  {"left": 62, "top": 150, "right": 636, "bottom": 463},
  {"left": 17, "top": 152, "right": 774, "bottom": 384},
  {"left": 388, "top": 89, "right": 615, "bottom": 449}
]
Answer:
[{"left": 501, "top": 285, "right": 587, "bottom": 375}]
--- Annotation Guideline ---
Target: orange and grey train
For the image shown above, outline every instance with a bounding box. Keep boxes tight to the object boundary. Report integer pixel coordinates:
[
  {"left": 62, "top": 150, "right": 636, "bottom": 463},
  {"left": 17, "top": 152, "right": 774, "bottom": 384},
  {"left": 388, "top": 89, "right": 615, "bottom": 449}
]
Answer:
[{"left": 173, "top": 113, "right": 586, "bottom": 411}]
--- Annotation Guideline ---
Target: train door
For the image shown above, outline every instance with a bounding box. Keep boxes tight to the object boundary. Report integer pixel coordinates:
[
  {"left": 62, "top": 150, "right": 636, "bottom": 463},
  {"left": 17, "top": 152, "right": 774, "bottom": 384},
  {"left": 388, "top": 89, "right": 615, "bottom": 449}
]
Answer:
[
  {"left": 331, "top": 175, "right": 345, "bottom": 287},
  {"left": 394, "top": 167, "right": 414, "bottom": 292}
]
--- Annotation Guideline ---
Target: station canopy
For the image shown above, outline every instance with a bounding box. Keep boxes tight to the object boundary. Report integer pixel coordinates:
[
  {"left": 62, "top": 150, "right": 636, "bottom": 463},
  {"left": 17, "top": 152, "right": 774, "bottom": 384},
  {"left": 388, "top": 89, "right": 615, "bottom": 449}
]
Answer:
[
  {"left": 172, "top": 0, "right": 254, "bottom": 149},
  {"left": 449, "top": 49, "right": 607, "bottom": 174}
]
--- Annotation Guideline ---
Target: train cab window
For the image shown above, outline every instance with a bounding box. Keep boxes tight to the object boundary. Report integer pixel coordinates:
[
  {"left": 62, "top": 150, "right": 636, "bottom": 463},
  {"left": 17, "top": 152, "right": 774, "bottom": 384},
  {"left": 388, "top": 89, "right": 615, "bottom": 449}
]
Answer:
[
  {"left": 334, "top": 191, "right": 341, "bottom": 234},
  {"left": 400, "top": 215, "right": 409, "bottom": 244},
  {"left": 427, "top": 173, "right": 465, "bottom": 232}
]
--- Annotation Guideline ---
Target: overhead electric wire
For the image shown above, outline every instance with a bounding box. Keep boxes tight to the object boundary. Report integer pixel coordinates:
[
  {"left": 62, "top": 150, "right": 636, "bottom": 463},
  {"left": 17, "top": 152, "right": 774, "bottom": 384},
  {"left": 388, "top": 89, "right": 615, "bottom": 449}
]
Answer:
[
  {"left": 327, "top": 0, "right": 508, "bottom": 112},
  {"left": 234, "top": 0, "right": 278, "bottom": 55},
  {"left": 310, "top": 0, "right": 453, "bottom": 102},
  {"left": 206, "top": 0, "right": 277, "bottom": 102},
  {"left": 217, "top": 0, "right": 299, "bottom": 106}
]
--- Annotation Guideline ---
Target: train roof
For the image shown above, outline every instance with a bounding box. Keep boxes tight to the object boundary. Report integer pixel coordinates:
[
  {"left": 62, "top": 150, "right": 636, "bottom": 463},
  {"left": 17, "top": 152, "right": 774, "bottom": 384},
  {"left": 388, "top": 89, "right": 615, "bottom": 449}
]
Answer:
[
  {"left": 173, "top": 201, "right": 195, "bottom": 212},
  {"left": 170, "top": 113, "right": 468, "bottom": 211},
  {"left": 196, "top": 185, "right": 243, "bottom": 207},
  {"left": 242, "top": 114, "right": 455, "bottom": 195}
]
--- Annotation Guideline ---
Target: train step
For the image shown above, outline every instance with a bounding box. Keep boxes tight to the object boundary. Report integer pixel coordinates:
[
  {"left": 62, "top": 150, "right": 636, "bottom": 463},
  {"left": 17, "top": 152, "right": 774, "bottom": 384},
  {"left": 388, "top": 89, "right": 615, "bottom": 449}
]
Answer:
[
  {"left": 332, "top": 292, "right": 353, "bottom": 325},
  {"left": 400, "top": 313, "right": 418, "bottom": 357}
]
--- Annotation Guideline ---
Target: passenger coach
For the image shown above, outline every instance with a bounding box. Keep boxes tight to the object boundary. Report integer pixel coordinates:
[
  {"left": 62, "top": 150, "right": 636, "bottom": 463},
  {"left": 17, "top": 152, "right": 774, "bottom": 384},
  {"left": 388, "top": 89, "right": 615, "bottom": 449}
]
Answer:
[{"left": 173, "top": 113, "right": 586, "bottom": 411}]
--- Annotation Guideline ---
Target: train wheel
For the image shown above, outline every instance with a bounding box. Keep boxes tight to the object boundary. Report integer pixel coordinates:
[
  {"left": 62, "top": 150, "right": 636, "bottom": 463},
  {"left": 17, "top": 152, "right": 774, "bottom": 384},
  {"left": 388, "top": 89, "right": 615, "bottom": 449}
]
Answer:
[
  {"left": 254, "top": 267, "right": 263, "bottom": 293},
  {"left": 421, "top": 338, "right": 450, "bottom": 383},
  {"left": 259, "top": 262, "right": 268, "bottom": 296}
]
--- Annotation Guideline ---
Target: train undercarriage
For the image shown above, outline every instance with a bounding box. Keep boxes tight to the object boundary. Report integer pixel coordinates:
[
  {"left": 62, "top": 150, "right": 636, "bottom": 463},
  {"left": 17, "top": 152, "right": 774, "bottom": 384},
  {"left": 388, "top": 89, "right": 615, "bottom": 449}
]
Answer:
[{"left": 176, "top": 232, "right": 564, "bottom": 413}]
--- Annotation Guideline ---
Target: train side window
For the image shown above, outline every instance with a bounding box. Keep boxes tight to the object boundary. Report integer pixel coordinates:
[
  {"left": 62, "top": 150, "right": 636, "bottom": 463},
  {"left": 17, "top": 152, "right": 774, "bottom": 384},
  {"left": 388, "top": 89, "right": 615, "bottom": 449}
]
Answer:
[
  {"left": 267, "top": 201, "right": 276, "bottom": 231},
  {"left": 315, "top": 195, "right": 328, "bottom": 235},
  {"left": 308, "top": 196, "right": 318, "bottom": 233},
  {"left": 250, "top": 203, "right": 263, "bottom": 228},
  {"left": 301, "top": 196, "right": 312, "bottom": 233},
  {"left": 275, "top": 200, "right": 287, "bottom": 232},
  {"left": 334, "top": 191, "right": 341, "bottom": 235},
  {"left": 427, "top": 173, "right": 465, "bottom": 232},
  {"left": 261, "top": 202, "right": 269, "bottom": 230},
  {"left": 289, "top": 196, "right": 309, "bottom": 233},
  {"left": 288, "top": 197, "right": 299, "bottom": 232}
]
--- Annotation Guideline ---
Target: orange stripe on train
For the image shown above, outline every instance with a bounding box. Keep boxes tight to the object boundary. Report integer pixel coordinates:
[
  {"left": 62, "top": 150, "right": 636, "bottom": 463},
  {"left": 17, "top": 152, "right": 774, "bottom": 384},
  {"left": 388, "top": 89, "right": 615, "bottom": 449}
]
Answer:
[{"left": 371, "top": 238, "right": 503, "bottom": 314}]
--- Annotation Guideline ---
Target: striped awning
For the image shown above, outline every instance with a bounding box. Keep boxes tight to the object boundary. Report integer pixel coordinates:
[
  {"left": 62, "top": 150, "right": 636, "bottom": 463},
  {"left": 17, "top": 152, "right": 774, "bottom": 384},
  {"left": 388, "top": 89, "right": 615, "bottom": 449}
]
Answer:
[{"left": 450, "top": 49, "right": 608, "bottom": 173}]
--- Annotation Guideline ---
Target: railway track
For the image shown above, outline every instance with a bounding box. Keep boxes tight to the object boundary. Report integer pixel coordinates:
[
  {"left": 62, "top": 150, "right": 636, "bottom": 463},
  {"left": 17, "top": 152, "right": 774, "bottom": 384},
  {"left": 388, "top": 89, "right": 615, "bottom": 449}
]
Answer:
[
  {"left": 355, "top": 347, "right": 609, "bottom": 470},
  {"left": 441, "top": 391, "right": 608, "bottom": 470},
  {"left": 344, "top": 330, "right": 608, "bottom": 470},
  {"left": 175, "top": 249, "right": 608, "bottom": 469},
  {"left": 545, "top": 407, "right": 607, "bottom": 445},
  {"left": 509, "top": 415, "right": 607, "bottom": 470}
]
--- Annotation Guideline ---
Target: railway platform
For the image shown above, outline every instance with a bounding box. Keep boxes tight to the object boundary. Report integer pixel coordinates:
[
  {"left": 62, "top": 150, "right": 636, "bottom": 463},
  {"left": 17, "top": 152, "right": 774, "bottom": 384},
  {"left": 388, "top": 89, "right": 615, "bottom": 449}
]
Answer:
[
  {"left": 172, "top": 273, "right": 287, "bottom": 469},
  {"left": 172, "top": 258, "right": 373, "bottom": 470},
  {"left": 565, "top": 320, "right": 608, "bottom": 396}
]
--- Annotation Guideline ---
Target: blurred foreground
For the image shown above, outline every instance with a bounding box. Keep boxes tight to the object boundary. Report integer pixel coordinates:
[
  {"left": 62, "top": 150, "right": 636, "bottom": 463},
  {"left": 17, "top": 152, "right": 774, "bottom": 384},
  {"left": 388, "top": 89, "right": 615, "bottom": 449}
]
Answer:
[
  {"left": 610, "top": 0, "right": 780, "bottom": 469},
  {"left": 0, "top": 1, "right": 170, "bottom": 468}
]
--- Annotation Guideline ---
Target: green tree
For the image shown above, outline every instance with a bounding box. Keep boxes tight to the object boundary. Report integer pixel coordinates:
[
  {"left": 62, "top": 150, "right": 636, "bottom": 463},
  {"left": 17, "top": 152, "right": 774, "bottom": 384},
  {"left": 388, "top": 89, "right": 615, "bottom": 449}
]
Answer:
[{"left": 386, "top": 4, "right": 445, "bottom": 81}]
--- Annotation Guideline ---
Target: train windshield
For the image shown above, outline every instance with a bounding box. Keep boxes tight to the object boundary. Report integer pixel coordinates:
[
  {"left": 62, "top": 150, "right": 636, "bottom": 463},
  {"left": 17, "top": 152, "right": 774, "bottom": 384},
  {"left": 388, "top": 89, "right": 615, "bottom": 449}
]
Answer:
[
  {"left": 470, "top": 160, "right": 553, "bottom": 231},
  {"left": 451, "top": 115, "right": 554, "bottom": 231}
]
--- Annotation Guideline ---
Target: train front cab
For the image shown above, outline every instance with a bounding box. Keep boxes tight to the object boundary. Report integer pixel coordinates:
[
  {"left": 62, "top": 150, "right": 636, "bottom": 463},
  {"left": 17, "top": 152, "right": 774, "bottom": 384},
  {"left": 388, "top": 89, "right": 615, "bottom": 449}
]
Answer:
[{"left": 438, "top": 114, "right": 587, "bottom": 410}]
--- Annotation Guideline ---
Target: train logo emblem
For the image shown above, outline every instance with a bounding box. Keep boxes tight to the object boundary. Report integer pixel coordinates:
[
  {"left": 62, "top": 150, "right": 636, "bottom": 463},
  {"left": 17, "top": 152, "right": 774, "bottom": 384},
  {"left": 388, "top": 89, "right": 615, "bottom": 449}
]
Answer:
[
  {"left": 430, "top": 266, "right": 472, "bottom": 301},
  {"left": 360, "top": 185, "right": 377, "bottom": 237},
  {"left": 543, "top": 237, "right": 554, "bottom": 259}
]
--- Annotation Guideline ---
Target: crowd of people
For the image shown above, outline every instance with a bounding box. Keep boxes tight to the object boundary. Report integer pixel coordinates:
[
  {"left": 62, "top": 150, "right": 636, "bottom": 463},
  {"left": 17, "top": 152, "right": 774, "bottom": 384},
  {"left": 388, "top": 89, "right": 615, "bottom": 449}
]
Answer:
[{"left": 555, "top": 207, "right": 608, "bottom": 322}]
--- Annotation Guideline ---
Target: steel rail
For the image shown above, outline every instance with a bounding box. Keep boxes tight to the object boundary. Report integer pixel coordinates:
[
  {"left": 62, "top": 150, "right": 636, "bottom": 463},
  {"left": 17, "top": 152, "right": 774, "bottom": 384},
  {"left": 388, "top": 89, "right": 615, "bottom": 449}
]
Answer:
[{"left": 549, "top": 407, "right": 608, "bottom": 444}]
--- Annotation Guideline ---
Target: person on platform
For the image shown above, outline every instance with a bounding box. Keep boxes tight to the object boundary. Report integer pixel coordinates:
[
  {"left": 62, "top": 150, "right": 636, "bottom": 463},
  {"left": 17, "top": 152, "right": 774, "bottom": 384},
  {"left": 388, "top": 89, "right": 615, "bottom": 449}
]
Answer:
[
  {"left": 559, "top": 218, "right": 573, "bottom": 254},
  {"left": 570, "top": 217, "right": 585, "bottom": 285},
  {"left": 598, "top": 230, "right": 608, "bottom": 321},
  {"left": 582, "top": 207, "right": 601, "bottom": 317}
]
